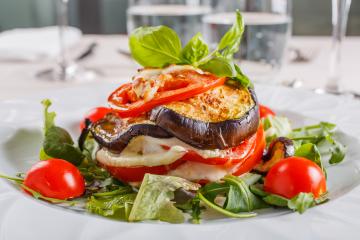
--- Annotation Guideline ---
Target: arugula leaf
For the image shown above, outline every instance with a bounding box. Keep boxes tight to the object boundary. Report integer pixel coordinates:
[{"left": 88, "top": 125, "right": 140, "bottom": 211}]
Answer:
[
  {"left": 41, "top": 99, "right": 56, "bottom": 131},
  {"left": 43, "top": 126, "right": 85, "bottom": 166},
  {"left": 180, "top": 33, "right": 208, "bottom": 65},
  {"left": 291, "top": 122, "right": 346, "bottom": 165},
  {"left": 40, "top": 99, "right": 85, "bottom": 166},
  {"left": 128, "top": 174, "right": 200, "bottom": 223},
  {"left": 262, "top": 116, "right": 292, "bottom": 144},
  {"left": 223, "top": 174, "right": 266, "bottom": 212},
  {"left": 295, "top": 143, "right": 326, "bottom": 176},
  {"left": 263, "top": 194, "right": 289, "bottom": 207},
  {"left": 217, "top": 9, "right": 244, "bottom": 59},
  {"left": 86, "top": 187, "right": 136, "bottom": 220},
  {"left": 197, "top": 192, "right": 256, "bottom": 218},
  {"left": 129, "top": 25, "right": 182, "bottom": 67},
  {"left": 287, "top": 192, "right": 315, "bottom": 214},
  {"left": 190, "top": 196, "right": 202, "bottom": 224}
]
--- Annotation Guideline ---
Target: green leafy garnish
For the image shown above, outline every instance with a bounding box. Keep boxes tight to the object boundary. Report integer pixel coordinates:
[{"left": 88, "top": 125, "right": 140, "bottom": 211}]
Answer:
[
  {"left": 217, "top": 10, "right": 244, "bottom": 59},
  {"left": 196, "top": 173, "right": 267, "bottom": 219},
  {"left": 86, "top": 187, "right": 136, "bottom": 220},
  {"left": 291, "top": 122, "right": 346, "bottom": 165},
  {"left": 128, "top": 174, "right": 200, "bottom": 223},
  {"left": 295, "top": 143, "right": 326, "bottom": 176},
  {"left": 128, "top": 10, "right": 251, "bottom": 88},
  {"left": 180, "top": 33, "right": 209, "bottom": 65},
  {"left": 129, "top": 25, "right": 182, "bottom": 67},
  {"left": 262, "top": 115, "right": 292, "bottom": 145},
  {"left": 40, "top": 99, "right": 85, "bottom": 166}
]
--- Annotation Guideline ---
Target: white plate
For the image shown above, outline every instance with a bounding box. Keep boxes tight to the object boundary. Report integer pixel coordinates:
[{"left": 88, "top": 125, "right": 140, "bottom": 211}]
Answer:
[{"left": 1, "top": 83, "right": 360, "bottom": 240}]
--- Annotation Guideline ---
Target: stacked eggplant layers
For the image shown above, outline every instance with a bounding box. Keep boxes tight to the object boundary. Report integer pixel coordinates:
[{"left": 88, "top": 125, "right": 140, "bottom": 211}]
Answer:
[{"left": 91, "top": 68, "right": 261, "bottom": 182}]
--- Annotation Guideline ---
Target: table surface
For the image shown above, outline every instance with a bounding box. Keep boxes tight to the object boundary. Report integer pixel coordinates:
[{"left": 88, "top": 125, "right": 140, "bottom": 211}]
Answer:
[{"left": 0, "top": 35, "right": 359, "bottom": 100}]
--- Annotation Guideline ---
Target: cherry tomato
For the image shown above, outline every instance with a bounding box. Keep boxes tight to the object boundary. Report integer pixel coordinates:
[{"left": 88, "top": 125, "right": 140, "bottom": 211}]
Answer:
[
  {"left": 24, "top": 159, "right": 85, "bottom": 200},
  {"left": 100, "top": 159, "right": 185, "bottom": 182},
  {"left": 108, "top": 70, "right": 226, "bottom": 118},
  {"left": 80, "top": 107, "right": 112, "bottom": 130},
  {"left": 259, "top": 105, "right": 275, "bottom": 118},
  {"left": 264, "top": 157, "right": 326, "bottom": 199}
]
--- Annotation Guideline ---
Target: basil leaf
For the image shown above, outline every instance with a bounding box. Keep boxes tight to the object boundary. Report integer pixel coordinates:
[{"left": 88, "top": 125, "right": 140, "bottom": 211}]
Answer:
[
  {"left": 288, "top": 192, "right": 315, "bottom": 214},
  {"left": 217, "top": 10, "right": 244, "bottom": 59},
  {"left": 129, "top": 25, "right": 182, "bottom": 67},
  {"left": 43, "top": 126, "right": 85, "bottom": 166},
  {"left": 180, "top": 33, "right": 209, "bottom": 65},
  {"left": 233, "top": 64, "right": 252, "bottom": 88},
  {"left": 128, "top": 174, "right": 200, "bottom": 223},
  {"left": 200, "top": 56, "right": 236, "bottom": 77}
]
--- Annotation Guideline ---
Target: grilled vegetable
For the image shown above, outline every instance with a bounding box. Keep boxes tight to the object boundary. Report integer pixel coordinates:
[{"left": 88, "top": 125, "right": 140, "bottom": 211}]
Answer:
[
  {"left": 90, "top": 113, "right": 171, "bottom": 153},
  {"left": 255, "top": 137, "right": 294, "bottom": 172},
  {"left": 150, "top": 86, "right": 259, "bottom": 149}
]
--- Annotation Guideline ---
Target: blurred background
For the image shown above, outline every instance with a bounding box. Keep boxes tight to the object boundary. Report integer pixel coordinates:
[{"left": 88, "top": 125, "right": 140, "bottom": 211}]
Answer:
[
  {"left": 0, "top": 0, "right": 359, "bottom": 35},
  {"left": 0, "top": 0, "right": 359, "bottom": 99}
]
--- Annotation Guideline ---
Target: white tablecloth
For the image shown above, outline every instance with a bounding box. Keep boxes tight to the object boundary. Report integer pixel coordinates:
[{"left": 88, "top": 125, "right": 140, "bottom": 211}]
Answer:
[{"left": 0, "top": 35, "right": 359, "bottom": 100}]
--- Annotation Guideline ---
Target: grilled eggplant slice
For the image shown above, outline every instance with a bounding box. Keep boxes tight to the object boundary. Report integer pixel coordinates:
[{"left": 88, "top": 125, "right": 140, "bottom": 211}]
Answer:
[
  {"left": 90, "top": 113, "right": 171, "bottom": 153},
  {"left": 255, "top": 137, "right": 294, "bottom": 172},
  {"left": 150, "top": 85, "right": 260, "bottom": 149}
]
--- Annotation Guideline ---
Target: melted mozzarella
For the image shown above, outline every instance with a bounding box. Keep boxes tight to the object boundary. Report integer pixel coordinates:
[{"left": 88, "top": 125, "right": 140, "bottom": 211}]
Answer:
[
  {"left": 168, "top": 161, "right": 230, "bottom": 181},
  {"left": 96, "top": 136, "right": 187, "bottom": 167}
]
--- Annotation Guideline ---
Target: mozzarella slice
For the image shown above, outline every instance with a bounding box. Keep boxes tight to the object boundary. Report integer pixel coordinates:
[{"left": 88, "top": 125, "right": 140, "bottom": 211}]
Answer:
[
  {"left": 168, "top": 161, "right": 230, "bottom": 182},
  {"left": 96, "top": 136, "right": 187, "bottom": 167}
]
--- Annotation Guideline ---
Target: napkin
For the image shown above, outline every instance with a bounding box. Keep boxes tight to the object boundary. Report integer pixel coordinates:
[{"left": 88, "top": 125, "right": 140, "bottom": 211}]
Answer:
[{"left": 0, "top": 26, "right": 82, "bottom": 61}]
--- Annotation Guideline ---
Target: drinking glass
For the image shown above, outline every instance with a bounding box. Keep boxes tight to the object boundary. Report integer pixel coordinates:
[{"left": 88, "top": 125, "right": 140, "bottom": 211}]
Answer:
[
  {"left": 202, "top": 0, "right": 292, "bottom": 83},
  {"left": 37, "top": 0, "right": 97, "bottom": 82},
  {"left": 325, "top": 0, "right": 352, "bottom": 92},
  {"left": 127, "top": 0, "right": 212, "bottom": 44}
]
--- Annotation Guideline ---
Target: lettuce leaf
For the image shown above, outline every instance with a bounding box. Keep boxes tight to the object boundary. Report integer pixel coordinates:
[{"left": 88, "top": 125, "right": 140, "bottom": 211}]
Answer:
[
  {"left": 39, "top": 99, "right": 85, "bottom": 165},
  {"left": 128, "top": 174, "right": 200, "bottom": 223}
]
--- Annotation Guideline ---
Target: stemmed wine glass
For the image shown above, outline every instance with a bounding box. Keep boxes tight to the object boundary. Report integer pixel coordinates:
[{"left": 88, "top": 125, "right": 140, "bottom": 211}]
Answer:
[
  {"left": 37, "top": 0, "right": 97, "bottom": 82},
  {"left": 322, "top": 0, "right": 352, "bottom": 93}
]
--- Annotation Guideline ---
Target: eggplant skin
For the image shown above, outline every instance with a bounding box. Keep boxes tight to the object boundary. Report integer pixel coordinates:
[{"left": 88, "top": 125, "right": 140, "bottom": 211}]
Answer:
[
  {"left": 255, "top": 137, "right": 295, "bottom": 173},
  {"left": 90, "top": 113, "right": 171, "bottom": 153},
  {"left": 150, "top": 88, "right": 260, "bottom": 150}
]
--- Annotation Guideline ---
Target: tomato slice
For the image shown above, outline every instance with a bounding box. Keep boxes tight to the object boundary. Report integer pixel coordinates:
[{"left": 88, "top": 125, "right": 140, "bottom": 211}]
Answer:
[
  {"left": 108, "top": 70, "right": 226, "bottom": 118},
  {"left": 259, "top": 105, "right": 275, "bottom": 118},
  {"left": 99, "top": 159, "right": 185, "bottom": 182},
  {"left": 179, "top": 132, "right": 258, "bottom": 166},
  {"left": 232, "top": 125, "right": 265, "bottom": 176}
]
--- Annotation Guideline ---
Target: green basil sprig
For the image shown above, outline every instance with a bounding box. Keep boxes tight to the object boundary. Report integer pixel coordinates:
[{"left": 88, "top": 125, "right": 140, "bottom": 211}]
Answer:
[{"left": 129, "top": 10, "right": 251, "bottom": 88}]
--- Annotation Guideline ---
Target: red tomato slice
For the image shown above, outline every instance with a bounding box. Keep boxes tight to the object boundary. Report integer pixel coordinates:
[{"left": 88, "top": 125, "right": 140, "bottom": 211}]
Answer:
[
  {"left": 179, "top": 130, "right": 259, "bottom": 166},
  {"left": 259, "top": 105, "right": 275, "bottom": 118},
  {"left": 99, "top": 159, "right": 185, "bottom": 182},
  {"left": 80, "top": 107, "right": 112, "bottom": 130},
  {"left": 232, "top": 125, "right": 265, "bottom": 175},
  {"left": 264, "top": 157, "right": 326, "bottom": 199},
  {"left": 108, "top": 70, "right": 226, "bottom": 118},
  {"left": 24, "top": 159, "right": 85, "bottom": 200}
]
